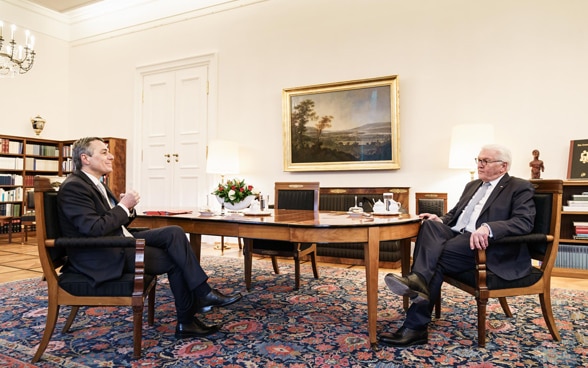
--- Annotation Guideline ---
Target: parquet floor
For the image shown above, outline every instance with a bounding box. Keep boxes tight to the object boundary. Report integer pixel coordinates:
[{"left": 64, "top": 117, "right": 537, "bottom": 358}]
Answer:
[{"left": 1, "top": 235, "right": 587, "bottom": 290}]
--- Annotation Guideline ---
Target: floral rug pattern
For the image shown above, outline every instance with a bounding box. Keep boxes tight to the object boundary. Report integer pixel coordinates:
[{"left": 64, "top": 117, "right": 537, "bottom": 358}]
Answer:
[{"left": 1, "top": 255, "right": 587, "bottom": 367}]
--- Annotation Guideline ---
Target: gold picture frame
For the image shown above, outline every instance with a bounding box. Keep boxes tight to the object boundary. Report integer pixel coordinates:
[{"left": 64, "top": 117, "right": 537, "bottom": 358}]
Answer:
[{"left": 283, "top": 75, "right": 400, "bottom": 172}]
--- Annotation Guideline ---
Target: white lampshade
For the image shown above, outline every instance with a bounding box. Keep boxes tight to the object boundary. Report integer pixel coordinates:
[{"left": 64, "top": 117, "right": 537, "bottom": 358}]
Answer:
[
  {"left": 448, "top": 124, "right": 495, "bottom": 179},
  {"left": 206, "top": 140, "right": 239, "bottom": 176}
]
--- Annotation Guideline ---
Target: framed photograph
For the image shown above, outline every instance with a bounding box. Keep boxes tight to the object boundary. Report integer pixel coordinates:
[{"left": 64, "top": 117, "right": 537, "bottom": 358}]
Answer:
[
  {"left": 568, "top": 139, "right": 588, "bottom": 179},
  {"left": 283, "top": 75, "right": 400, "bottom": 172}
]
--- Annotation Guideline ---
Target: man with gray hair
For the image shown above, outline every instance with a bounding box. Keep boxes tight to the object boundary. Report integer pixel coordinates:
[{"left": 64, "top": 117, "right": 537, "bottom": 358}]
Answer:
[
  {"left": 381, "top": 144, "right": 535, "bottom": 347},
  {"left": 58, "top": 137, "right": 242, "bottom": 339}
]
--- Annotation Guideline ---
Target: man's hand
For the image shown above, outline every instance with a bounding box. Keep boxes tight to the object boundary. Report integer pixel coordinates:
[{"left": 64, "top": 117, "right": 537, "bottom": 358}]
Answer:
[
  {"left": 119, "top": 190, "right": 140, "bottom": 210},
  {"left": 418, "top": 213, "right": 442, "bottom": 222},
  {"left": 470, "top": 225, "right": 490, "bottom": 250}
]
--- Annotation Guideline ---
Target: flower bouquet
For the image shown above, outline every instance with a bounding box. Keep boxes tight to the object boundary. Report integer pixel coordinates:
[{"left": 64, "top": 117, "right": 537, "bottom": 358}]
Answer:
[{"left": 213, "top": 178, "right": 256, "bottom": 210}]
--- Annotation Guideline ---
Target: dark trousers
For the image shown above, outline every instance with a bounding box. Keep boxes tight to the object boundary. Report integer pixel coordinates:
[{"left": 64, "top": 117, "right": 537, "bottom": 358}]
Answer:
[
  {"left": 125, "top": 225, "right": 209, "bottom": 323},
  {"left": 403, "top": 220, "right": 476, "bottom": 330}
]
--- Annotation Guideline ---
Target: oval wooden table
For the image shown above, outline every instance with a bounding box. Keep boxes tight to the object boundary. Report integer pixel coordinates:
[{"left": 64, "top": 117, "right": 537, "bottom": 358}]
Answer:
[{"left": 133, "top": 209, "right": 421, "bottom": 347}]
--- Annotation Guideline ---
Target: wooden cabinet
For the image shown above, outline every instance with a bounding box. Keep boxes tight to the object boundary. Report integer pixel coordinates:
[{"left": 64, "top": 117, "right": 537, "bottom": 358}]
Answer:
[
  {"left": 0, "top": 135, "right": 126, "bottom": 228},
  {"left": 552, "top": 180, "right": 588, "bottom": 278}
]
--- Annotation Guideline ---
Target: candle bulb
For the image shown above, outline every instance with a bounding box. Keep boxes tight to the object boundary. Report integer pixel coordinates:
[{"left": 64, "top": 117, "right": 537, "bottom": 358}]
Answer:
[
  {"left": 30, "top": 35, "right": 35, "bottom": 50},
  {"left": 11, "top": 24, "right": 15, "bottom": 40},
  {"left": 0, "top": 21, "right": 4, "bottom": 38},
  {"left": 25, "top": 30, "right": 30, "bottom": 46}
]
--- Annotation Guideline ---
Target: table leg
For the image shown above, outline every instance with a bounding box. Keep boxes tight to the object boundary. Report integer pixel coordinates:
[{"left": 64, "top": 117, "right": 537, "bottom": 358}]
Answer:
[
  {"left": 243, "top": 238, "right": 253, "bottom": 291},
  {"left": 365, "top": 226, "right": 380, "bottom": 347},
  {"left": 189, "top": 233, "right": 202, "bottom": 262},
  {"left": 400, "top": 238, "right": 411, "bottom": 310}
]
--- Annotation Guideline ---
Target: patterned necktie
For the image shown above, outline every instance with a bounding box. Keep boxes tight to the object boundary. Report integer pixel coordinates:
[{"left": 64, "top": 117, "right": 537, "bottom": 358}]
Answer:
[
  {"left": 97, "top": 182, "right": 133, "bottom": 238},
  {"left": 452, "top": 182, "right": 490, "bottom": 233}
]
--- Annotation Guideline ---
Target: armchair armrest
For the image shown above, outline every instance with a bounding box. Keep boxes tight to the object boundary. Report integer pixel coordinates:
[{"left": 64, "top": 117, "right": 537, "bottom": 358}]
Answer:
[
  {"left": 489, "top": 233, "right": 547, "bottom": 245},
  {"left": 52, "top": 236, "right": 137, "bottom": 248}
]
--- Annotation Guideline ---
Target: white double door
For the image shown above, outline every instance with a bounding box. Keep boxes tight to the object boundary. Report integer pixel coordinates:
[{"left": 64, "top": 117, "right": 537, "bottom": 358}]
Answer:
[{"left": 137, "top": 58, "right": 213, "bottom": 210}]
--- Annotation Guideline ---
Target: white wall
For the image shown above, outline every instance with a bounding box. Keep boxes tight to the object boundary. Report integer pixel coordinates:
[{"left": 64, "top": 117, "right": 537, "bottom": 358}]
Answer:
[{"left": 3, "top": 0, "right": 588, "bottom": 211}]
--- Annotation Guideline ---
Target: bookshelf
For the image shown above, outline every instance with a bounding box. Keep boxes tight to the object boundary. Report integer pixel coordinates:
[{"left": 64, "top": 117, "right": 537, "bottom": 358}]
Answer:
[
  {"left": 0, "top": 135, "right": 127, "bottom": 237},
  {"left": 553, "top": 180, "right": 588, "bottom": 278}
]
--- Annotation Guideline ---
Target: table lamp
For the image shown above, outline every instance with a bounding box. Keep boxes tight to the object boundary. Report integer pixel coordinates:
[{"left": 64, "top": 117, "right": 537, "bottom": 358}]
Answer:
[
  {"left": 206, "top": 139, "right": 239, "bottom": 183},
  {"left": 448, "top": 124, "right": 495, "bottom": 181}
]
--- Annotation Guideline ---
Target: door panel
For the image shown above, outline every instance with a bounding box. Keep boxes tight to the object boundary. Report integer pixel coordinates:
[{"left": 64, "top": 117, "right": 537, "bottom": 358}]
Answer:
[{"left": 140, "top": 64, "right": 209, "bottom": 210}]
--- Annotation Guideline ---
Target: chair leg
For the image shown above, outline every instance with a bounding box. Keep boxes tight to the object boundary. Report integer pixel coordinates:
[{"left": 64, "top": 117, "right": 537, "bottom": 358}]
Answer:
[
  {"left": 32, "top": 302, "right": 60, "bottom": 363},
  {"left": 498, "top": 297, "right": 513, "bottom": 317},
  {"left": 148, "top": 281, "right": 156, "bottom": 326},
  {"left": 310, "top": 251, "right": 319, "bottom": 279},
  {"left": 294, "top": 256, "right": 301, "bottom": 291},
  {"left": 61, "top": 306, "right": 79, "bottom": 333},
  {"left": 476, "top": 297, "right": 488, "bottom": 347},
  {"left": 132, "top": 305, "right": 143, "bottom": 359},
  {"left": 270, "top": 256, "right": 280, "bottom": 274},
  {"left": 539, "top": 292, "right": 562, "bottom": 341}
]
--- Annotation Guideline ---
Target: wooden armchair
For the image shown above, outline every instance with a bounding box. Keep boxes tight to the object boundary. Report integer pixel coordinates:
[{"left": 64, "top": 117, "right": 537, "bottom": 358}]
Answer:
[
  {"left": 243, "top": 182, "right": 320, "bottom": 290},
  {"left": 438, "top": 179, "right": 563, "bottom": 347},
  {"left": 31, "top": 177, "right": 158, "bottom": 363}
]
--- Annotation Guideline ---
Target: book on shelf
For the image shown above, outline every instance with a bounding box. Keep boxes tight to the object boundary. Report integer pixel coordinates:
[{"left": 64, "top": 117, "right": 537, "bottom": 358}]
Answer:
[
  {"left": 572, "top": 194, "right": 588, "bottom": 201},
  {"left": 567, "top": 200, "right": 588, "bottom": 206},
  {"left": 563, "top": 206, "right": 588, "bottom": 212},
  {"left": 573, "top": 221, "right": 588, "bottom": 227},
  {"left": 575, "top": 228, "right": 588, "bottom": 235},
  {"left": 573, "top": 234, "right": 588, "bottom": 240}
]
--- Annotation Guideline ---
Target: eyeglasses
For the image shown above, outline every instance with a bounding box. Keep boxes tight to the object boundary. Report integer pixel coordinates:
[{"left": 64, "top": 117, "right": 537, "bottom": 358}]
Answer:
[{"left": 474, "top": 158, "right": 504, "bottom": 166}]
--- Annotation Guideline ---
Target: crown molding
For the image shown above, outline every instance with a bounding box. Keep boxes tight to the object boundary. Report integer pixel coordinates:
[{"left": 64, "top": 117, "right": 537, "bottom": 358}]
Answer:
[{"left": 1, "top": 0, "right": 267, "bottom": 43}]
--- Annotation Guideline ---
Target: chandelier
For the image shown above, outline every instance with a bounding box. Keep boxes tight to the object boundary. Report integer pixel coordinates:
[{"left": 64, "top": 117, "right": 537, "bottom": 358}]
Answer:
[{"left": 0, "top": 21, "right": 36, "bottom": 78}]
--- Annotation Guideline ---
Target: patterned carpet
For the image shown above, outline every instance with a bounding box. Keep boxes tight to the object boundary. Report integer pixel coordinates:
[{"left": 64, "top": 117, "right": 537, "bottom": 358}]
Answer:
[{"left": 1, "top": 255, "right": 587, "bottom": 367}]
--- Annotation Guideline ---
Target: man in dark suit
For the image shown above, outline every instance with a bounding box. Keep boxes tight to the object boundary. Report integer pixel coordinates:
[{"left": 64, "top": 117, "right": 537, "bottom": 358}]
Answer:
[
  {"left": 57, "top": 137, "right": 242, "bottom": 338},
  {"left": 381, "top": 144, "right": 535, "bottom": 347}
]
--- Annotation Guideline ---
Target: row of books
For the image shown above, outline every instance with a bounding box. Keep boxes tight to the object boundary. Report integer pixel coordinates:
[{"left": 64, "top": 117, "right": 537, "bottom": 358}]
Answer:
[
  {"left": 62, "top": 158, "right": 74, "bottom": 172},
  {"left": 574, "top": 221, "right": 588, "bottom": 240},
  {"left": 0, "top": 187, "right": 24, "bottom": 202},
  {"left": 0, "top": 219, "right": 23, "bottom": 233},
  {"left": 555, "top": 243, "right": 588, "bottom": 270},
  {"left": 0, "top": 157, "right": 24, "bottom": 170},
  {"left": 25, "top": 143, "right": 60, "bottom": 157},
  {"left": 562, "top": 192, "right": 588, "bottom": 212},
  {"left": 62, "top": 144, "right": 73, "bottom": 158},
  {"left": 0, "top": 174, "right": 23, "bottom": 186},
  {"left": 0, "top": 203, "right": 22, "bottom": 217},
  {"left": 24, "top": 157, "right": 59, "bottom": 171},
  {"left": 0, "top": 139, "right": 23, "bottom": 154}
]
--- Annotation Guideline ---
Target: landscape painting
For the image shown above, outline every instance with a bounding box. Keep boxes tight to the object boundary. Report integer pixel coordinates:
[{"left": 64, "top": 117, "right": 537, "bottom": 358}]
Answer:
[{"left": 283, "top": 76, "right": 399, "bottom": 171}]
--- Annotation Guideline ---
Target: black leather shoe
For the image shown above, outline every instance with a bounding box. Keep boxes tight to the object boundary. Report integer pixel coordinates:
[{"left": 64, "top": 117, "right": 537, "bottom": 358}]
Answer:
[
  {"left": 384, "top": 273, "right": 430, "bottom": 304},
  {"left": 194, "top": 289, "right": 242, "bottom": 313},
  {"left": 380, "top": 326, "right": 428, "bottom": 347},
  {"left": 175, "top": 317, "right": 220, "bottom": 338}
]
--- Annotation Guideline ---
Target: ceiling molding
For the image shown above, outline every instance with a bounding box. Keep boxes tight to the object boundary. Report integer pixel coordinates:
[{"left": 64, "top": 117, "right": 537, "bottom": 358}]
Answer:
[{"left": 1, "top": 0, "right": 267, "bottom": 43}]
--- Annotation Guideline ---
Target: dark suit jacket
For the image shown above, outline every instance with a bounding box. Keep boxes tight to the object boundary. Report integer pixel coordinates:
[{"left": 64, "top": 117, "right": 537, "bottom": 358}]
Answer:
[
  {"left": 441, "top": 174, "right": 536, "bottom": 280},
  {"left": 57, "top": 171, "right": 136, "bottom": 285}
]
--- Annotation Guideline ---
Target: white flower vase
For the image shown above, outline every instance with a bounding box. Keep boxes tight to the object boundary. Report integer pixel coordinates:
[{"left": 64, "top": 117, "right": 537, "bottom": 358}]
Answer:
[{"left": 217, "top": 195, "right": 255, "bottom": 211}]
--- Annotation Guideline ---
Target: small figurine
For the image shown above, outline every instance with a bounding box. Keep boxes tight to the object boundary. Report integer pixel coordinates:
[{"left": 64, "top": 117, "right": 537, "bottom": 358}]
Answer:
[{"left": 529, "top": 149, "right": 544, "bottom": 179}]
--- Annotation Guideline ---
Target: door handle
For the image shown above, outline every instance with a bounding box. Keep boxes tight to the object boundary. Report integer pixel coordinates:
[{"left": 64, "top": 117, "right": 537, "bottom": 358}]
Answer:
[
  {"left": 164, "top": 153, "right": 170, "bottom": 163},
  {"left": 172, "top": 153, "right": 179, "bottom": 162}
]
